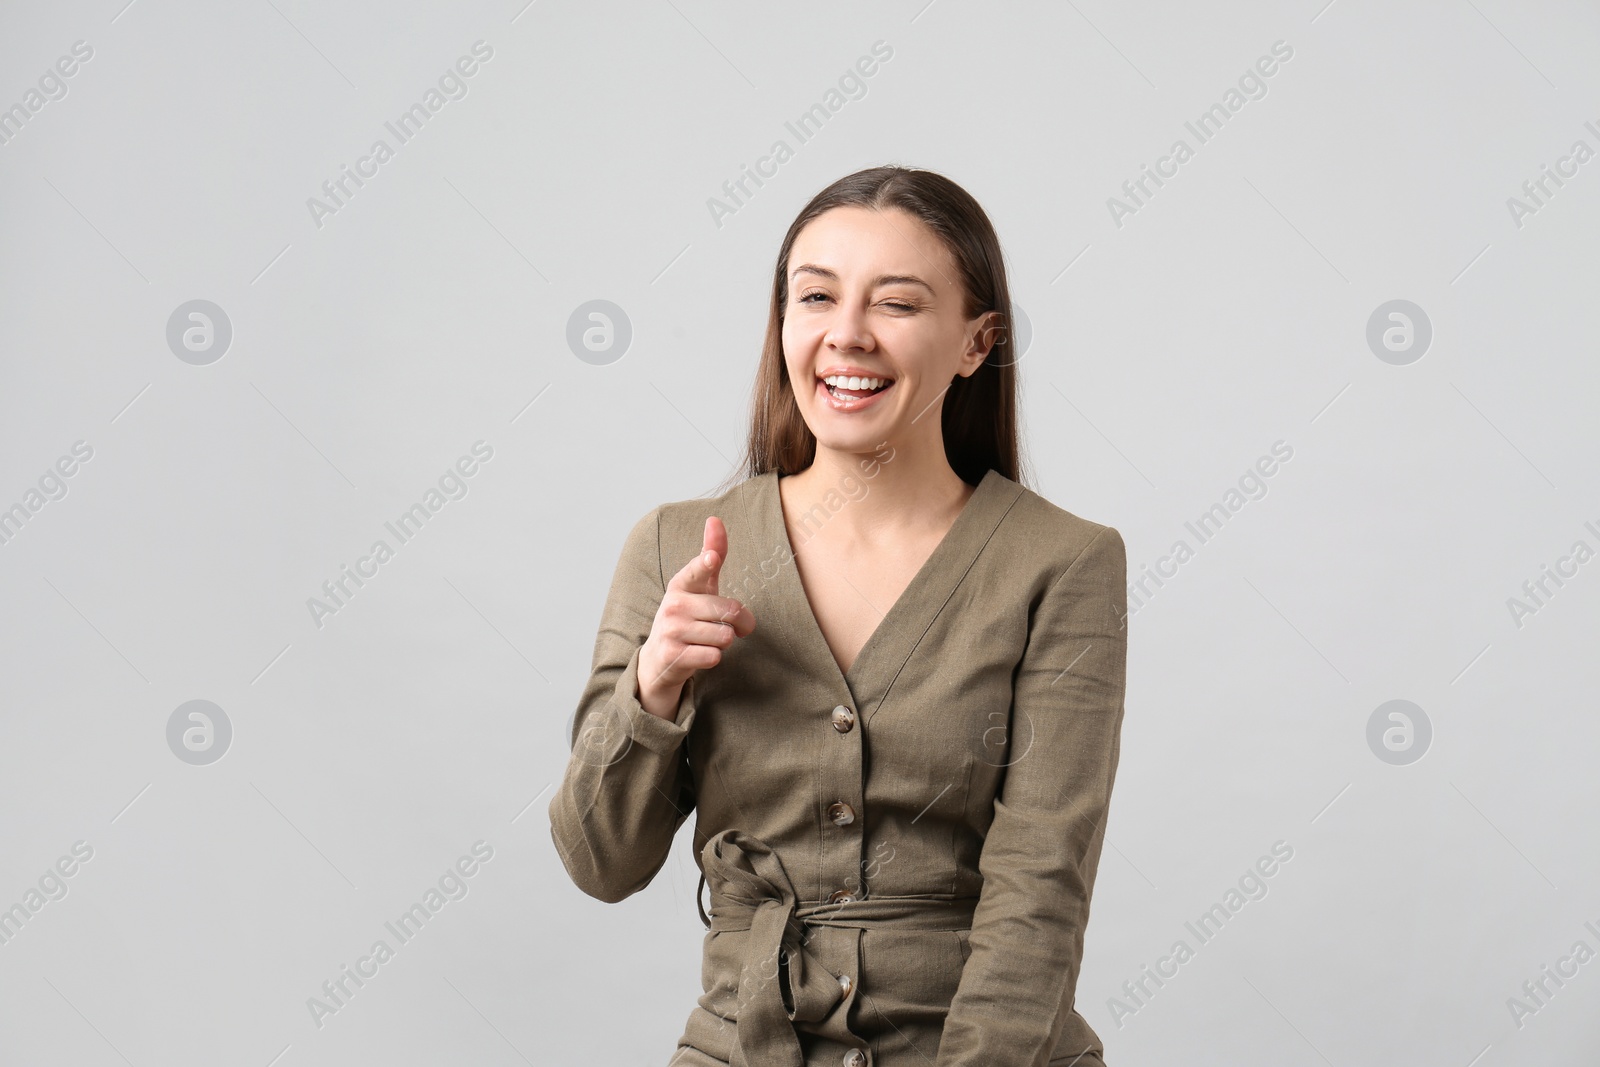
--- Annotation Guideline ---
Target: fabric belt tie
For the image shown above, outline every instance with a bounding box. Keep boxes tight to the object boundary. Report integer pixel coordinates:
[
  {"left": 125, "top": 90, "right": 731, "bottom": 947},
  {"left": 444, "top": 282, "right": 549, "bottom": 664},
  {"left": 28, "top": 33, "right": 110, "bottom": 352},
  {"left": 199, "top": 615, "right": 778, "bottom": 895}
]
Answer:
[{"left": 698, "top": 828, "right": 979, "bottom": 1067}]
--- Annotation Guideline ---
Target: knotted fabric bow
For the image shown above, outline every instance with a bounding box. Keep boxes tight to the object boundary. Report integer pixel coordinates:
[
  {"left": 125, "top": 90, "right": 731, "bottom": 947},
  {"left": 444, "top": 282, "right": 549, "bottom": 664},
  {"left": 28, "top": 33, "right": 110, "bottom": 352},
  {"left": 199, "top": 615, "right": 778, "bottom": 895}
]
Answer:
[
  {"left": 699, "top": 828, "right": 981, "bottom": 1067},
  {"left": 701, "top": 828, "right": 844, "bottom": 1067}
]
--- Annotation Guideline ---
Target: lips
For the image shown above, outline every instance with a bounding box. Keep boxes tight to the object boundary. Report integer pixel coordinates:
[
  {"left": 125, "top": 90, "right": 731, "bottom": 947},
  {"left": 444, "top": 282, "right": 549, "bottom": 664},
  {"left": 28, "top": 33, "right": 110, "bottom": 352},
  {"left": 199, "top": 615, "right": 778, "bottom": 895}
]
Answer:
[{"left": 816, "top": 375, "right": 893, "bottom": 412}]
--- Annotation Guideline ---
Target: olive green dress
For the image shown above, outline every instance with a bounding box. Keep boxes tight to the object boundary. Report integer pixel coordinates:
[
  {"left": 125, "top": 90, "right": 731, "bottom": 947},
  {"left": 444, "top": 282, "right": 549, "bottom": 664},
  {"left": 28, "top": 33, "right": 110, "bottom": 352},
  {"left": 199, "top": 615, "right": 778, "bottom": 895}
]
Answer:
[{"left": 549, "top": 467, "right": 1128, "bottom": 1067}]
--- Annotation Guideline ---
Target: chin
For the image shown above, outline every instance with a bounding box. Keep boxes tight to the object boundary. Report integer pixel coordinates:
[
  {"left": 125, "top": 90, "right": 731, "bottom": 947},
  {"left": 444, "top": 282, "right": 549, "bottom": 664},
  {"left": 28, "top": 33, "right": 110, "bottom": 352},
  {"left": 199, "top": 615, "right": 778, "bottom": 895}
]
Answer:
[{"left": 810, "top": 428, "right": 895, "bottom": 456}]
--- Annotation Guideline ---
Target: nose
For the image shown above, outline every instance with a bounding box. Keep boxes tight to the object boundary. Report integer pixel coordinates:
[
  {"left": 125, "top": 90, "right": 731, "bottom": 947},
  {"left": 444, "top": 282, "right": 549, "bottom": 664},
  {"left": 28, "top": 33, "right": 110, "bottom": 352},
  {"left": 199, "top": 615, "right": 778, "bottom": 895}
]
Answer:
[{"left": 822, "top": 298, "right": 874, "bottom": 352}]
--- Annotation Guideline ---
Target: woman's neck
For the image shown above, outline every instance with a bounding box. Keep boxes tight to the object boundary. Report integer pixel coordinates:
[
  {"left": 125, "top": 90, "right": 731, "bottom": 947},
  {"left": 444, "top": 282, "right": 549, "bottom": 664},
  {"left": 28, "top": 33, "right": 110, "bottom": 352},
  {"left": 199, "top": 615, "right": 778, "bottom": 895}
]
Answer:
[{"left": 782, "top": 443, "right": 974, "bottom": 546}]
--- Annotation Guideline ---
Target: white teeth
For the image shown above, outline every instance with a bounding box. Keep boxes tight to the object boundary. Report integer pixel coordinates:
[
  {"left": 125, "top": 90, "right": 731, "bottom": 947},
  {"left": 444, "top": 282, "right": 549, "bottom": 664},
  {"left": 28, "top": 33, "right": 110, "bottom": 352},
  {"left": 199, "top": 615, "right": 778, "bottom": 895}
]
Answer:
[{"left": 822, "top": 374, "right": 888, "bottom": 390}]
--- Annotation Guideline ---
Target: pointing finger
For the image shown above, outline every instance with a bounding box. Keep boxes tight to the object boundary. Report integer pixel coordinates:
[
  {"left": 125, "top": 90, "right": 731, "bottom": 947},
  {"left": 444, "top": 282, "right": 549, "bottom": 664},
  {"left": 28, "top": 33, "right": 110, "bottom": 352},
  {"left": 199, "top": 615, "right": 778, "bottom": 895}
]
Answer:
[
  {"left": 702, "top": 516, "right": 726, "bottom": 597},
  {"left": 670, "top": 515, "right": 730, "bottom": 596}
]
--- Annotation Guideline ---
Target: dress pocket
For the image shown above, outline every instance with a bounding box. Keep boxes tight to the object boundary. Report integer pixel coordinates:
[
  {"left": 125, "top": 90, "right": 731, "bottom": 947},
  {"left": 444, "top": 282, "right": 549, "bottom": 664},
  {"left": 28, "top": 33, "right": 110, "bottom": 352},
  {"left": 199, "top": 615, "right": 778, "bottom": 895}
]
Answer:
[
  {"left": 848, "top": 926, "right": 973, "bottom": 1057},
  {"left": 858, "top": 927, "right": 969, "bottom": 1026}
]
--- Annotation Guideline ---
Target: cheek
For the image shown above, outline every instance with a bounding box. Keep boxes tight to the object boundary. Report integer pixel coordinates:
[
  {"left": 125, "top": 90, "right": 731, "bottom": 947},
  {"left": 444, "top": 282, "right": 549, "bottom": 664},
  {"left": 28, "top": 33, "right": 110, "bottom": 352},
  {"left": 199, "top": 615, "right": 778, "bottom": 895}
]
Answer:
[
  {"left": 782, "top": 324, "right": 821, "bottom": 375},
  {"left": 782, "top": 316, "right": 816, "bottom": 350}
]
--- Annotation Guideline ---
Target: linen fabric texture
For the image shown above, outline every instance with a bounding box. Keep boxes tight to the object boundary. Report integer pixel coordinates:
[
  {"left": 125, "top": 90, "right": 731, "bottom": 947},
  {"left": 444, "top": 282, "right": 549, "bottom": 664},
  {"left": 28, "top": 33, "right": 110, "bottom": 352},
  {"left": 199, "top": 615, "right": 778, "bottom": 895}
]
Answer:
[{"left": 549, "top": 468, "right": 1128, "bottom": 1067}]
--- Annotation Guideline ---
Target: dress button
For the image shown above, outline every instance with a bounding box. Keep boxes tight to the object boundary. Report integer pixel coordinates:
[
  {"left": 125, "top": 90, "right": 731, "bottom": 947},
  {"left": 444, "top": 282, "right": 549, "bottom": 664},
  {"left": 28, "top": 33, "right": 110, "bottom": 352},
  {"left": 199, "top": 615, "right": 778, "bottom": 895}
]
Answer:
[
  {"left": 838, "top": 973, "right": 853, "bottom": 996},
  {"left": 827, "top": 801, "right": 856, "bottom": 826},
  {"left": 831, "top": 704, "right": 856, "bottom": 732},
  {"left": 843, "top": 1050, "right": 867, "bottom": 1067},
  {"left": 827, "top": 888, "right": 856, "bottom": 904}
]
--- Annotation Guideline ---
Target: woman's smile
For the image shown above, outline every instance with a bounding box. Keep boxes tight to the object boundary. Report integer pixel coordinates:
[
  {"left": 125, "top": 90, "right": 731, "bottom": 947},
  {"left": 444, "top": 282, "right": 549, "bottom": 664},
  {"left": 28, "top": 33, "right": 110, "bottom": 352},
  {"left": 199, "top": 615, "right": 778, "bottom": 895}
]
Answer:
[{"left": 816, "top": 369, "right": 896, "bottom": 411}]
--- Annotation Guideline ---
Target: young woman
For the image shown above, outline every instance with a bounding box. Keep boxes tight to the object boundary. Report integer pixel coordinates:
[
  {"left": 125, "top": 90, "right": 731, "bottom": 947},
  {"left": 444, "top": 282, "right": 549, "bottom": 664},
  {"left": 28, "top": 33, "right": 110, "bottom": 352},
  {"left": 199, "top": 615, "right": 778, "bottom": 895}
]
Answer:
[{"left": 550, "top": 166, "right": 1129, "bottom": 1067}]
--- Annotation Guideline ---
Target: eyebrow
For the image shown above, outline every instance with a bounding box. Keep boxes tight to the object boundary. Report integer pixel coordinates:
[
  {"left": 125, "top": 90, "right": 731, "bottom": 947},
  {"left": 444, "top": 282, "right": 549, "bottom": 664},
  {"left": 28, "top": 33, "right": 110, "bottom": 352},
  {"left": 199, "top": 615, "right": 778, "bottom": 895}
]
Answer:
[{"left": 789, "top": 264, "right": 936, "bottom": 295}]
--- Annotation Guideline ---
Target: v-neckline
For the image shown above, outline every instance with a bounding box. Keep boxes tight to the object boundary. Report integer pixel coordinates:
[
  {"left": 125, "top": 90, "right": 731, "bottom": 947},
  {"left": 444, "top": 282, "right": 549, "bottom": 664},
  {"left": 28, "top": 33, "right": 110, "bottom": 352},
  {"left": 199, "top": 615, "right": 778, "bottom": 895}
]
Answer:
[{"left": 762, "top": 466, "right": 1011, "bottom": 708}]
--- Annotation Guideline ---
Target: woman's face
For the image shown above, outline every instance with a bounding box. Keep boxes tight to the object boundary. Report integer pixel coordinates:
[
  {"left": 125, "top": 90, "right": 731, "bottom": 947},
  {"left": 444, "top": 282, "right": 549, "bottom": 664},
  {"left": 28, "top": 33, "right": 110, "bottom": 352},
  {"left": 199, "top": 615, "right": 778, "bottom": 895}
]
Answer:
[{"left": 781, "top": 205, "right": 996, "bottom": 460}]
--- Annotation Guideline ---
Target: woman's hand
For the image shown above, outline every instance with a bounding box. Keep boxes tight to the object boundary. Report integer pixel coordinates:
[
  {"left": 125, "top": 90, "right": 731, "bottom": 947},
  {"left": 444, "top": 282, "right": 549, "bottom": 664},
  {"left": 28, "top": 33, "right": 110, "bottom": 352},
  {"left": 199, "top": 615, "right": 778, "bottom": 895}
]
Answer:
[{"left": 636, "top": 516, "right": 756, "bottom": 720}]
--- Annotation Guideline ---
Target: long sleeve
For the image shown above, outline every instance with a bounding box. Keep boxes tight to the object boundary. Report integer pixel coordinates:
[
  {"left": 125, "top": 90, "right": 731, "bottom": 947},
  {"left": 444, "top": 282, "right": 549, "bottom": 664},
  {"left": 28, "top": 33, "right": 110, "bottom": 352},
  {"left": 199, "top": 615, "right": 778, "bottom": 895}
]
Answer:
[
  {"left": 935, "top": 525, "right": 1129, "bottom": 1066},
  {"left": 548, "top": 505, "right": 699, "bottom": 904}
]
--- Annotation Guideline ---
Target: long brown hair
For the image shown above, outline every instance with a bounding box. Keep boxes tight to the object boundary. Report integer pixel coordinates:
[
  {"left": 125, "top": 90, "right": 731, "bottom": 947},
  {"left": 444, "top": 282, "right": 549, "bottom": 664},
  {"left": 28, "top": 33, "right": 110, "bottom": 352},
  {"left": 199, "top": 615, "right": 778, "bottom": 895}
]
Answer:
[{"left": 714, "top": 165, "right": 1027, "bottom": 495}]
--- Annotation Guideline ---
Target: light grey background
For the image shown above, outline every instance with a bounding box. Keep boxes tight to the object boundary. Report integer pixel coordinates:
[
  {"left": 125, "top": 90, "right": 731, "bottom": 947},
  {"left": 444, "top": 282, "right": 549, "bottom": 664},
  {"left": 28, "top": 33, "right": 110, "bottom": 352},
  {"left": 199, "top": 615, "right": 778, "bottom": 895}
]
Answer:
[{"left": 2, "top": 1, "right": 1597, "bottom": 1064}]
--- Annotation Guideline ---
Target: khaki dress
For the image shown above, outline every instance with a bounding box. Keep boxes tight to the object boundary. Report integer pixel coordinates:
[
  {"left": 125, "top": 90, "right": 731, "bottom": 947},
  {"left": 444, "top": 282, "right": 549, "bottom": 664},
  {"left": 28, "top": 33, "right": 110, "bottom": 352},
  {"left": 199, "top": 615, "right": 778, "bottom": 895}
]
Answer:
[{"left": 549, "top": 468, "right": 1128, "bottom": 1067}]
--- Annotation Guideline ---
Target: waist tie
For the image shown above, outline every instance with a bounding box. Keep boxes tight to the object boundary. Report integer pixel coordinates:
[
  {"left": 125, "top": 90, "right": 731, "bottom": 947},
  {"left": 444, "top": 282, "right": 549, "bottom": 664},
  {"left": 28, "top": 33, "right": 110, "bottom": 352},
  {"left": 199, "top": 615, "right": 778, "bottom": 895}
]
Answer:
[{"left": 698, "top": 828, "right": 979, "bottom": 1067}]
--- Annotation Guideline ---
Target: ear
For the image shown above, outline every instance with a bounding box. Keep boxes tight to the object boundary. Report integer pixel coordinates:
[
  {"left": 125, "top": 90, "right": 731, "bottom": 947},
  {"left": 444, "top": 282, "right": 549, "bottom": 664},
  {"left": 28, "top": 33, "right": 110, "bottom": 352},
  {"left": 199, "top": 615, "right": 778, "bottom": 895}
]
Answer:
[{"left": 955, "top": 310, "right": 1003, "bottom": 379}]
